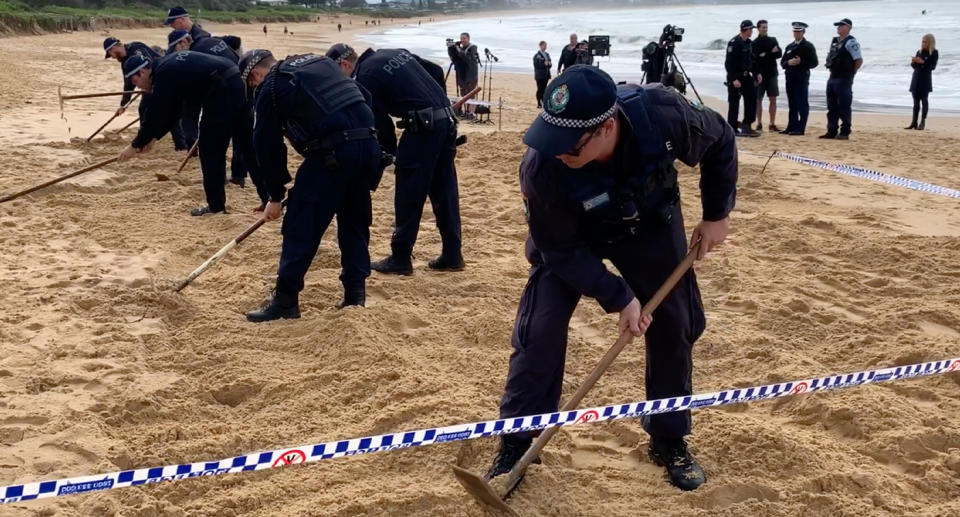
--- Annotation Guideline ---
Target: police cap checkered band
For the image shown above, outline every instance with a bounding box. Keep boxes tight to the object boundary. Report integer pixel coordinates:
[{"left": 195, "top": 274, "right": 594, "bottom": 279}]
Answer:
[
  {"left": 240, "top": 49, "right": 273, "bottom": 82},
  {"left": 539, "top": 102, "right": 617, "bottom": 129},
  {"left": 326, "top": 43, "right": 356, "bottom": 62},
  {"left": 122, "top": 54, "right": 151, "bottom": 79}
]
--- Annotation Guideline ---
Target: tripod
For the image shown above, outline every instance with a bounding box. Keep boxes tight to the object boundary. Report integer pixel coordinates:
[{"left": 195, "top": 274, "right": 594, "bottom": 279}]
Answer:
[
  {"left": 474, "top": 51, "right": 497, "bottom": 124},
  {"left": 642, "top": 47, "right": 703, "bottom": 105}
]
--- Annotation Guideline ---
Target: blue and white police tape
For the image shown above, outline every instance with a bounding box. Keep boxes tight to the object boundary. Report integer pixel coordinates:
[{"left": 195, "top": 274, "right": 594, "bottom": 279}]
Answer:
[
  {"left": 2, "top": 357, "right": 958, "bottom": 505},
  {"left": 775, "top": 151, "right": 960, "bottom": 199}
]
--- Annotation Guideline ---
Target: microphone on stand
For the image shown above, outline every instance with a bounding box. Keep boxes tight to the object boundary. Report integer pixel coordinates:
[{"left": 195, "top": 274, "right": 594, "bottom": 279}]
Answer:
[{"left": 484, "top": 47, "right": 499, "bottom": 62}]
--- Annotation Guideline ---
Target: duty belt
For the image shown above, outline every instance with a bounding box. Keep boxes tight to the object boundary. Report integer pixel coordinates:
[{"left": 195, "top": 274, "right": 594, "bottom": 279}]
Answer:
[
  {"left": 400, "top": 106, "right": 456, "bottom": 133},
  {"left": 302, "top": 127, "right": 378, "bottom": 170}
]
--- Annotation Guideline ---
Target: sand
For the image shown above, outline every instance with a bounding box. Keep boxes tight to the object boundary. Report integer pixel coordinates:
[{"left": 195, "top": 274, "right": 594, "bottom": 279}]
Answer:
[{"left": 1, "top": 15, "right": 959, "bottom": 517}]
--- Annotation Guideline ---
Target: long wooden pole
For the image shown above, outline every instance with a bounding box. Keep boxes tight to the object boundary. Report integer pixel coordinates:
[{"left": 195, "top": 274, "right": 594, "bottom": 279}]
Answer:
[
  {"left": 0, "top": 157, "right": 118, "bottom": 203},
  {"left": 452, "top": 86, "right": 481, "bottom": 112},
  {"left": 176, "top": 140, "right": 200, "bottom": 173},
  {"left": 86, "top": 93, "right": 141, "bottom": 142},
  {"left": 60, "top": 90, "right": 145, "bottom": 101},
  {"left": 118, "top": 117, "right": 140, "bottom": 133}
]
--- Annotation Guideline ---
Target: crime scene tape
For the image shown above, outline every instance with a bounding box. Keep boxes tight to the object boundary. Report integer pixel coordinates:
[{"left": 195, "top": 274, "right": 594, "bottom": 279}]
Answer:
[
  {"left": 774, "top": 151, "right": 960, "bottom": 199},
  {"left": 1, "top": 357, "right": 957, "bottom": 505}
]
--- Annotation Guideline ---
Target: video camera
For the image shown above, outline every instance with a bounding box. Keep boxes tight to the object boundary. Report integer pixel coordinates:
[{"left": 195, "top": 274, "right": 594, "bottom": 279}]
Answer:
[{"left": 660, "top": 24, "right": 684, "bottom": 46}]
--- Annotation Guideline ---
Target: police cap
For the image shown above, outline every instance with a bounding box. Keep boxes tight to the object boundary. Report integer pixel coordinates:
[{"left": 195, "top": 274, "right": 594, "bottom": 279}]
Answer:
[
  {"left": 239, "top": 49, "right": 273, "bottom": 83},
  {"left": 122, "top": 53, "right": 151, "bottom": 79},
  {"left": 740, "top": 19, "right": 755, "bottom": 30},
  {"left": 167, "top": 29, "right": 190, "bottom": 48},
  {"left": 103, "top": 37, "right": 120, "bottom": 58},
  {"left": 326, "top": 43, "right": 357, "bottom": 62},
  {"left": 791, "top": 21, "right": 809, "bottom": 31},
  {"left": 164, "top": 6, "right": 189, "bottom": 26},
  {"left": 834, "top": 18, "right": 852, "bottom": 27},
  {"left": 523, "top": 65, "right": 618, "bottom": 157}
]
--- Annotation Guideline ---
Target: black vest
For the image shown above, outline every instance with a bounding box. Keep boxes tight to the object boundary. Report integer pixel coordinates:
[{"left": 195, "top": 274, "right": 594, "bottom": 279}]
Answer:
[{"left": 826, "top": 36, "right": 855, "bottom": 79}]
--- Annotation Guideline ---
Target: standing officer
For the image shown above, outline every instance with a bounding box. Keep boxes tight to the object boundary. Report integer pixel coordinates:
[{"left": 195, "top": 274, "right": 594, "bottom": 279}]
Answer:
[
  {"left": 115, "top": 52, "right": 249, "bottom": 216},
  {"left": 164, "top": 6, "right": 210, "bottom": 42},
  {"left": 780, "top": 22, "right": 818, "bottom": 135},
  {"left": 485, "top": 66, "right": 736, "bottom": 492},
  {"left": 752, "top": 20, "right": 782, "bottom": 132},
  {"left": 725, "top": 20, "right": 760, "bottom": 137},
  {"left": 821, "top": 18, "right": 862, "bottom": 140},
  {"left": 447, "top": 33, "right": 480, "bottom": 119},
  {"left": 240, "top": 50, "right": 382, "bottom": 321},
  {"left": 327, "top": 43, "right": 464, "bottom": 275},
  {"left": 533, "top": 41, "right": 551, "bottom": 108}
]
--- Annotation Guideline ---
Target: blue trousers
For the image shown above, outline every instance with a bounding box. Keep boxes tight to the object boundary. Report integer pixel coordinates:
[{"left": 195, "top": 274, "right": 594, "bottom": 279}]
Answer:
[
  {"left": 196, "top": 79, "right": 247, "bottom": 212},
  {"left": 390, "top": 118, "right": 462, "bottom": 259},
  {"left": 826, "top": 77, "right": 853, "bottom": 136},
  {"left": 727, "top": 78, "right": 756, "bottom": 130},
  {"left": 276, "top": 139, "right": 379, "bottom": 295},
  {"left": 500, "top": 205, "right": 705, "bottom": 440},
  {"left": 785, "top": 79, "right": 810, "bottom": 133}
]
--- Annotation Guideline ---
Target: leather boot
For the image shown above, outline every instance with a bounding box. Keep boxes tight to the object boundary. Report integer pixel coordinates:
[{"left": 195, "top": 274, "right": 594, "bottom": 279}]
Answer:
[
  {"left": 917, "top": 119, "right": 925, "bottom": 130},
  {"left": 649, "top": 437, "right": 706, "bottom": 491},
  {"left": 371, "top": 255, "right": 413, "bottom": 275},
  {"left": 484, "top": 435, "right": 541, "bottom": 480},
  {"left": 337, "top": 286, "right": 366, "bottom": 308},
  {"left": 246, "top": 290, "right": 300, "bottom": 323},
  {"left": 428, "top": 253, "right": 465, "bottom": 271}
]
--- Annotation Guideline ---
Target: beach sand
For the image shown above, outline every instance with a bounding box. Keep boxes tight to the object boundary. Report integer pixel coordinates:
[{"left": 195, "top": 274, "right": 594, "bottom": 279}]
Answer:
[{"left": 1, "top": 16, "right": 959, "bottom": 517}]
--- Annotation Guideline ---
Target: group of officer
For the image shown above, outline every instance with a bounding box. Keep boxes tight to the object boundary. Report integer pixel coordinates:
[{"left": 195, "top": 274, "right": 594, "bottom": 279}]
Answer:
[{"left": 725, "top": 17, "right": 861, "bottom": 139}]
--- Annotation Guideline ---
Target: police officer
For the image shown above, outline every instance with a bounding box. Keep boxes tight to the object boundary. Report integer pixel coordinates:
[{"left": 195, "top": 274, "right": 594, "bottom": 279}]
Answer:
[
  {"left": 164, "top": 6, "right": 210, "bottom": 42},
  {"left": 725, "top": 20, "right": 760, "bottom": 137},
  {"left": 821, "top": 18, "right": 862, "bottom": 140},
  {"left": 115, "top": 52, "right": 250, "bottom": 216},
  {"left": 780, "top": 22, "right": 818, "bottom": 135},
  {"left": 485, "top": 66, "right": 736, "bottom": 492},
  {"left": 240, "top": 50, "right": 382, "bottom": 321},
  {"left": 752, "top": 20, "right": 782, "bottom": 132},
  {"left": 447, "top": 33, "right": 480, "bottom": 119},
  {"left": 327, "top": 43, "right": 464, "bottom": 275},
  {"left": 167, "top": 30, "right": 239, "bottom": 63}
]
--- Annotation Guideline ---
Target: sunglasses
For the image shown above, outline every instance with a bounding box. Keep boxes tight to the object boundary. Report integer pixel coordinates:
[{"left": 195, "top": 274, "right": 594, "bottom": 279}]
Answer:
[{"left": 564, "top": 124, "right": 604, "bottom": 157}]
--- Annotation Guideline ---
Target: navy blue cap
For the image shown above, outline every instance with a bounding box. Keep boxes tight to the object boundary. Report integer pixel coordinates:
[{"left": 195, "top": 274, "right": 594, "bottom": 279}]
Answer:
[
  {"left": 122, "top": 53, "right": 151, "bottom": 79},
  {"left": 164, "top": 6, "right": 189, "bottom": 25},
  {"left": 834, "top": 18, "right": 852, "bottom": 27},
  {"left": 167, "top": 29, "right": 190, "bottom": 47},
  {"left": 740, "top": 19, "right": 755, "bottom": 30},
  {"left": 325, "top": 43, "right": 356, "bottom": 62},
  {"left": 103, "top": 37, "right": 120, "bottom": 58},
  {"left": 222, "top": 35, "right": 241, "bottom": 51},
  {"left": 523, "top": 65, "right": 618, "bottom": 157},
  {"left": 791, "top": 21, "right": 809, "bottom": 31}
]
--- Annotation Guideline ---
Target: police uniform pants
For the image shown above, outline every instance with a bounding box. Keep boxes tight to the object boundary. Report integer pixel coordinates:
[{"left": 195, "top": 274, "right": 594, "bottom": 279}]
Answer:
[
  {"left": 197, "top": 80, "right": 246, "bottom": 212},
  {"left": 500, "top": 205, "right": 705, "bottom": 440},
  {"left": 391, "top": 118, "right": 462, "bottom": 260},
  {"left": 276, "top": 139, "right": 379, "bottom": 296},
  {"left": 826, "top": 77, "right": 853, "bottom": 136},
  {"left": 230, "top": 110, "right": 269, "bottom": 204},
  {"left": 785, "top": 79, "right": 810, "bottom": 133},
  {"left": 535, "top": 77, "right": 549, "bottom": 107},
  {"left": 727, "top": 77, "right": 756, "bottom": 130},
  {"left": 180, "top": 101, "right": 201, "bottom": 150}
]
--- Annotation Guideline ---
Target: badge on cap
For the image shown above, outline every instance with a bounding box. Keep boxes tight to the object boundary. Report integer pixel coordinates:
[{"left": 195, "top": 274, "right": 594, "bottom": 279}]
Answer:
[{"left": 548, "top": 84, "right": 570, "bottom": 114}]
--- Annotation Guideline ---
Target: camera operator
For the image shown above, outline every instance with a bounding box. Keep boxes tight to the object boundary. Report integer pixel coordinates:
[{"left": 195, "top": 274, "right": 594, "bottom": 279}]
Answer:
[
  {"left": 558, "top": 33, "right": 578, "bottom": 74},
  {"left": 533, "top": 41, "right": 552, "bottom": 108},
  {"left": 447, "top": 32, "right": 481, "bottom": 119},
  {"left": 574, "top": 40, "right": 593, "bottom": 66}
]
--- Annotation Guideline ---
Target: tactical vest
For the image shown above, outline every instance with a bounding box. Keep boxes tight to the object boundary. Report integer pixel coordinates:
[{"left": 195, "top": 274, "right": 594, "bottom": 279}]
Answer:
[
  {"left": 270, "top": 54, "right": 366, "bottom": 155},
  {"left": 568, "top": 85, "right": 680, "bottom": 245},
  {"left": 826, "top": 36, "right": 855, "bottom": 79}
]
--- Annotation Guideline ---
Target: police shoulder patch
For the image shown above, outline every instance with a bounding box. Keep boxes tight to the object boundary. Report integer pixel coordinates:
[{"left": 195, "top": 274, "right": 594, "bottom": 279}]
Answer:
[{"left": 547, "top": 84, "right": 570, "bottom": 113}]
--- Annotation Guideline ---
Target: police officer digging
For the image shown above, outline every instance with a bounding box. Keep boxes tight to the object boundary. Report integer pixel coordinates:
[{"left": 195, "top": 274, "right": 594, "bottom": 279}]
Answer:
[
  {"left": 752, "top": 20, "right": 782, "bottom": 132},
  {"left": 780, "top": 22, "right": 818, "bottom": 135},
  {"left": 116, "top": 52, "right": 252, "bottom": 216},
  {"left": 486, "top": 66, "right": 736, "bottom": 491},
  {"left": 327, "top": 43, "right": 464, "bottom": 276},
  {"left": 241, "top": 50, "right": 382, "bottom": 321},
  {"left": 821, "top": 18, "right": 862, "bottom": 140},
  {"left": 725, "top": 20, "right": 760, "bottom": 137}
]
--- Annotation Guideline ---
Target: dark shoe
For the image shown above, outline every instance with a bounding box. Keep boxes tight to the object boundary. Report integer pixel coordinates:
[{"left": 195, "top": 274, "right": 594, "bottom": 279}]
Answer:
[
  {"left": 836, "top": 134, "right": 849, "bottom": 140},
  {"left": 484, "top": 435, "right": 540, "bottom": 480},
  {"left": 190, "top": 206, "right": 224, "bottom": 217},
  {"left": 788, "top": 131, "right": 805, "bottom": 136},
  {"left": 246, "top": 290, "right": 300, "bottom": 323},
  {"left": 337, "top": 287, "right": 365, "bottom": 308},
  {"left": 769, "top": 124, "right": 781, "bottom": 132},
  {"left": 755, "top": 123, "right": 763, "bottom": 132},
  {"left": 778, "top": 129, "right": 790, "bottom": 134},
  {"left": 228, "top": 177, "right": 245, "bottom": 187},
  {"left": 371, "top": 255, "right": 413, "bottom": 276},
  {"left": 917, "top": 120, "right": 925, "bottom": 130},
  {"left": 746, "top": 129, "right": 761, "bottom": 138},
  {"left": 818, "top": 133, "right": 836, "bottom": 139},
  {"left": 428, "top": 253, "right": 465, "bottom": 271},
  {"left": 904, "top": 122, "right": 918, "bottom": 130},
  {"left": 649, "top": 438, "right": 706, "bottom": 491}
]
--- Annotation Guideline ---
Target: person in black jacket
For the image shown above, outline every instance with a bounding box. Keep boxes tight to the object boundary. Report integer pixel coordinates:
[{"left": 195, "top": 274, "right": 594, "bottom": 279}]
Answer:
[
  {"left": 557, "top": 33, "right": 578, "bottom": 74},
  {"left": 164, "top": 6, "right": 210, "bottom": 42},
  {"left": 447, "top": 33, "right": 480, "bottom": 118},
  {"left": 725, "top": 20, "right": 760, "bottom": 137},
  {"left": 752, "top": 20, "right": 782, "bottom": 132},
  {"left": 780, "top": 22, "right": 818, "bottom": 135},
  {"left": 906, "top": 33, "right": 938, "bottom": 130},
  {"left": 533, "top": 41, "right": 551, "bottom": 108}
]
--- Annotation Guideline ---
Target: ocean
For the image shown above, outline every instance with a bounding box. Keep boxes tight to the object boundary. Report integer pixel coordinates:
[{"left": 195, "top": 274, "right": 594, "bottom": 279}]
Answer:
[{"left": 359, "top": 0, "right": 959, "bottom": 113}]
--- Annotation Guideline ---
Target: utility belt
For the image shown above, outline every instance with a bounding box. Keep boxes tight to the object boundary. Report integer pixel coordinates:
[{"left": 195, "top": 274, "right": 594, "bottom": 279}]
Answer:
[
  {"left": 584, "top": 185, "right": 681, "bottom": 246},
  {"left": 398, "top": 106, "right": 456, "bottom": 133},
  {"left": 300, "top": 127, "right": 378, "bottom": 171}
]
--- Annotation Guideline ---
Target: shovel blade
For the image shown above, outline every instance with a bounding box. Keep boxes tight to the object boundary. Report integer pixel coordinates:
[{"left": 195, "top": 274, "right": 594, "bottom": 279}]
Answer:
[{"left": 451, "top": 464, "right": 519, "bottom": 517}]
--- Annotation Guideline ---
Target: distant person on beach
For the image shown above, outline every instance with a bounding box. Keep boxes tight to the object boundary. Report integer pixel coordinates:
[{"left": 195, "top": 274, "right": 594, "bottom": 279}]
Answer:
[
  {"left": 906, "top": 33, "right": 938, "bottom": 130},
  {"left": 533, "top": 41, "right": 552, "bottom": 108},
  {"left": 338, "top": 23, "right": 342, "bottom": 32},
  {"left": 484, "top": 66, "right": 736, "bottom": 492},
  {"left": 558, "top": 33, "right": 578, "bottom": 74},
  {"left": 283, "top": 26, "right": 288, "bottom": 35},
  {"left": 163, "top": 6, "right": 209, "bottom": 43},
  {"left": 447, "top": 32, "right": 481, "bottom": 119},
  {"left": 725, "top": 19, "right": 760, "bottom": 137},
  {"left": 752, "top": 20, "right": 782, "bottom": 132},
  {"left": 821, "top": 18, "right": 862, "bottom": 140},
  {"left": 263, "top": 25, "right": 267, "bottom": 36},
  {"left": 780, "top": 21, "right": 818, "bottom": 135}
]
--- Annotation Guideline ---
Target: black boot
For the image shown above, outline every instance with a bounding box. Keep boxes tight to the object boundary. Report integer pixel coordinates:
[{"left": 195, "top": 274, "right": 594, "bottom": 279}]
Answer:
[
  {"left": 337, "top": 286, "right": 365, "bottom": 308},
  {"left": 648, "top": 437, "right": 706, "bottom": 491},
  {"left": 371, "top": 255, "right": 413, "bottom": 276},
  {"left": 246, "top": 290, "right": 300, "bottom": 323},
  {"left": 428, "top": 253, "right": 465, "bottom": 271},
  {"left": 917, "top": 119, "right": 925, "bottom": 130},
  {"left": 484, "top": 435, "right": 540, "bottom": 480}
]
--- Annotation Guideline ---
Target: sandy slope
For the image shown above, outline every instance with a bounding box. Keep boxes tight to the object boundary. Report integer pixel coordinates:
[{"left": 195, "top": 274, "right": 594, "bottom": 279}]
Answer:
[{"left": 0, "top": 16, "right": 959, "bottom": 517}]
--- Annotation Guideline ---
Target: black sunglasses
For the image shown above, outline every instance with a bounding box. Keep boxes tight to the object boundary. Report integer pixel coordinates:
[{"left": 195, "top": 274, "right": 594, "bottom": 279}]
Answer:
[{"left": 564, "top": 124, "right": 604, "bottom": 157}]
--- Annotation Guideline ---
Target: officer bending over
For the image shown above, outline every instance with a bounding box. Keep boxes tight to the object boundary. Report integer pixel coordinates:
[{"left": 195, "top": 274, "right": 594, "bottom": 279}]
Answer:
[
  {"left": 116, "top": 52, "right": 252, "bottom": 216},
  {"left": 242, "top": 50, "right": 382, "bottom": 321},
  {"left": 486, "top": 66, "right": 737, "bottom": 492},
  {"left": 164, "top": 6, "right": 210, "bottom": 43},
  {"left": 327, "top": 43, "right": 464, "bottom": 275}
]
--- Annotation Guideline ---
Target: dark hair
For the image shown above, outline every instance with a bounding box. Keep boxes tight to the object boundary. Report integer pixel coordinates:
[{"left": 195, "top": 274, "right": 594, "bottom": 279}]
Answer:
[
  {"left": 757, "top": 20, "right": 768, "bottom": 27},
  {"left": 460, "top": 32, "right": 470, "bottom": 38},
  {"left": 539, "top": 40, "right": 546, "bottom": 46}
]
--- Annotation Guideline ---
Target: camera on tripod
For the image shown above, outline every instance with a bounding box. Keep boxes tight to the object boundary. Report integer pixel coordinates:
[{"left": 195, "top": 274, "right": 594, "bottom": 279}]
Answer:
[
  {"left": 641, "top": 24, "right": 701, "bottom": 102},
  {"left": 660, "top": 24, "right": 684, "bottom": 46}
]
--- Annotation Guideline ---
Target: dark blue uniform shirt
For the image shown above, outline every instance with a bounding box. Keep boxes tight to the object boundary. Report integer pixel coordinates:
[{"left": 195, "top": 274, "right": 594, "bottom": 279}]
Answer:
[
  {"left": 191, "top": 36, "right": 239, "bottom": 64},
  {"left": 132, "top": 51, "right": 239, "bottom": 149},
  {"left": 724, "top": 35, "right": 753, "bottom": 81},
  {"left": 120, "top": 42, "right": 161, "bottom": 106},
  {"left": 521, "top": 86, "right": 737, "bottom": 313},
  {"left": 189, "top": 23, "right": 211, "bottom": 42}
]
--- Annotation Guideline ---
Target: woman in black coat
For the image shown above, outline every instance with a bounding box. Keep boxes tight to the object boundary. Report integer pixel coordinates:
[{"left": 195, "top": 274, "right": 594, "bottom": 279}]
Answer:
[
  {"left": 906, "top": 33, "right": 938, "bottom": 130},
  {"left": 533, "top": 41, "right": 552, "bottom": 108}
]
